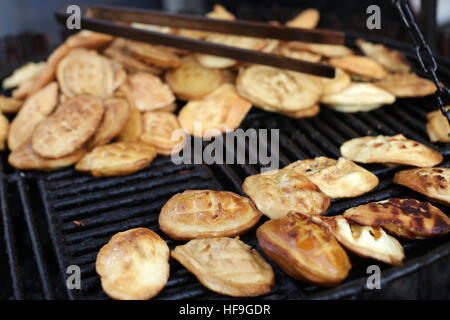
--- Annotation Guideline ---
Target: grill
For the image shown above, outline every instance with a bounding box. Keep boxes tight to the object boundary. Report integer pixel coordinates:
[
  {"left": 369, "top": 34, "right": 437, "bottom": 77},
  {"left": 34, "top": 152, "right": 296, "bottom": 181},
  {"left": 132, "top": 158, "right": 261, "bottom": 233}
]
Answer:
[{"left": 1, "top": 30, "right": 450, "bottom": 299}]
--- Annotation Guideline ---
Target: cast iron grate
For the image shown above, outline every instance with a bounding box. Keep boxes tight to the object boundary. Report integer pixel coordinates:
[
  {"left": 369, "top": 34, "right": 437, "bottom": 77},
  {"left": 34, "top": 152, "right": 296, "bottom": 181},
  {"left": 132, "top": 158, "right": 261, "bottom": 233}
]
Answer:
[{"left": 1, "top": 32, "right": 449, "bottom": 299}]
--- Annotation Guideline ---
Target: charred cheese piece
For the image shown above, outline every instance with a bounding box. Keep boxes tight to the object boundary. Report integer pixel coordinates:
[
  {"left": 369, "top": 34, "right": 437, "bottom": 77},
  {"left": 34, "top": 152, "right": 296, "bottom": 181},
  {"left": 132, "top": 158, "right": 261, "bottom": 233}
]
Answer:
[
  {"left": 344, "top": 198, "right": 450, "bottom": 239},
  {"left": 393, "top": 167, "right": 450, "bottom": 206},
  {"left": 257, "top": 212, "right": 351, "bottom": 286},
  {"left": 340, "top": 134, "right": 443, "bottom": 167},
  {"left": 159, "top": 190, "right": 262, "bottom": 240},
  {"left": 96, "top": 228, "right": 170, "bottom": 300},
  {"left": 171, "top": 237, "right": 274, "bottom": 297}
]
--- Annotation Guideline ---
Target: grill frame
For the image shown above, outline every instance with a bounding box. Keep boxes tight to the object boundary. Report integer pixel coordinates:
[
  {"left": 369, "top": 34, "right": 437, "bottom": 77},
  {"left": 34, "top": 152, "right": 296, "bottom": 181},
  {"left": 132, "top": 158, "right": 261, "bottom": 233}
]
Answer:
[{"left": 0, "top": 32, "right": 449, "bottom": 300}]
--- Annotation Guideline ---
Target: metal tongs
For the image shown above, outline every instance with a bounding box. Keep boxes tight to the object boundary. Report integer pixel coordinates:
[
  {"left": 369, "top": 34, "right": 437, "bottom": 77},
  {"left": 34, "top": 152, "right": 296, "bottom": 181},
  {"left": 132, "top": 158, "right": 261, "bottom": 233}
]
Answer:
[{"left": 54, "top": 5, "right": 345, "bottom": 78}]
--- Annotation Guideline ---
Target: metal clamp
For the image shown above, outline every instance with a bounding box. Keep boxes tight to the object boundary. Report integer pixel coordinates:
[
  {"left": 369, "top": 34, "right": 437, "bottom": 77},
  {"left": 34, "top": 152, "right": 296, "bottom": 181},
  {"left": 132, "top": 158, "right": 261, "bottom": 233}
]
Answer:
[{"left": 392, "top": 0, "right": 450, "bottom": 123}]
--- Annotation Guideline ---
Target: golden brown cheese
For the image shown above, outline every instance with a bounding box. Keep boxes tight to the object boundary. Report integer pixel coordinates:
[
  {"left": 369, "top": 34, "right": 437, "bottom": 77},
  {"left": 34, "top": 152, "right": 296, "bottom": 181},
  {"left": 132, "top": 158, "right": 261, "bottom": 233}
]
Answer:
[
  {"left": 96, "top": 228, "right": 170, "bottom": 300},
  {"left": 343, "top": 198, "right": 450, "bottom": 239},
  {"left": 242, "top": 168, "right": 331, "bottom": 219},
  {"left": 286, "top": 42, "right": 353, "bottom": 57},
  {"left": 426, "top": 107, "right": 450, "bottom": 143},
  {"left": 375, "top": 73, "right": 437, "bottom": 98},
  {"left": 0, "top": 95, "right": 23, "bottom": 114},
  {"left": 104, "top": 38, "right": 162, "bottom": 75},
  {"left": 86, "top": 97, "right": 130, "bottom": 149},
  {"left": 125, "top": 72, "right": 175, "bottom": 112},
  {"left": 315, "top": 68, "right": 351, "bottom": 96},
  {"left": 393, "top": 167, "right": 450, "bottom": 206},
  {"left": 356, "top": 39, "right": 411, "bottom": 73},
  {"left": 285, "top": 157, "right": 379, "bottom": 198},
  {"left": 321, "top": 83, "right": 395, "bottom": 113},
  {"left": 279, "top": 104, "right": 320, "bottom": 119},
  {"left": 127, "top": 40, "right": 181, "bottom": 68},
  {"left": 276, "top": 45, "right": 322, "bottom": 63},
  {"left": 2, "top": 61, "right": 46, "bottom": 90},
  {"left": 178, "top": 84, "right": 252, "bottom": 138},
  {"left": 75, "top": 142, "right": 157, "bottom": 177},
  {"left": 159, "top": 190, "right": 262, "bottom": 240},
  {"left": 8, "top": 81, "right": 58, "bottom": 151},
  {"left": 8, "top": 142, "right": 86, "bottom": 171},
  {"left": 314, "top": 215, "right": 405, "bottom": 265},
  {"left": 115, "top": 91, "right": 143, "bottom": 143},
  {"left": 0, "top": 112, "right": 9, "bottom": 151},
  {"left": 57, "top": 49, "right": 115, "bottom": 98},
  {"left": 286, "top": 8, "right": 320, "bottom": 29},
  {"left": 165, "top": 56, "right": 226, "bottom": 100},
  {"left": 12, "top": 31, "right": 112, "bottom": 100},
  {"left": 256, "top": 213, "right": 351, "bottom": 286},
  {"left": 31, "top": 95, "right": 104, "bottom": 158},
  {"left": 140, "top": 111, "right": 185, "bottom": 156},
  {"left": 328, "top": 56, "right": 388, "bottom": 80},
  {"left": 340, "top": 134, "right": 443, "bottom": 167},
  {"left": 171, "top": 237, "right": 274, "bottom": 297},
  {"left": 236, "top": 65, "right": 322, "bottom": 112}
]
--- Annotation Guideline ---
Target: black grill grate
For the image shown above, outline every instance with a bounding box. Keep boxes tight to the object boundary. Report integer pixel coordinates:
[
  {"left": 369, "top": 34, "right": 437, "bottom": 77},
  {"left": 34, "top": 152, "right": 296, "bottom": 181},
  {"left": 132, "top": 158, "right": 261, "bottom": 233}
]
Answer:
[{"left": 1, "top": 33, "right": 450, "bottom": 300}]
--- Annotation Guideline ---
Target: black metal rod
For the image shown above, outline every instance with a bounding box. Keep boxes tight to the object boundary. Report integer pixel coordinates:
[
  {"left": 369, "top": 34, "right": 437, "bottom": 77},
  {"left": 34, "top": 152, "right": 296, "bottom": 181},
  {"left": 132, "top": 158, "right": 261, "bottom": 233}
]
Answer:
[
  {"left": 86, "top": 5, "right": 345, "bottom": 44},
  {"left": 54, "top": 12, "right": 336, "bottom": 78},
  {"left": 0, "top": 175, "right": 23, "bottom": 300},
  {"left": 16, "top": 176, "right": 54, "bottom": 300}
]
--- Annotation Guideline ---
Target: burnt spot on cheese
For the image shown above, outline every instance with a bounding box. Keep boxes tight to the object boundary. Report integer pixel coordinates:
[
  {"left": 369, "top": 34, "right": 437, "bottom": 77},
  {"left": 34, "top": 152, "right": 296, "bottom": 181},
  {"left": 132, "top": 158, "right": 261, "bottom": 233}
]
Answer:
[
  {"left": 288, "top": 230, "right": 298, "bottom": 239},
  {"left": 384, "top": 198, "right": 432, "bottom": 218},
  {"left": 369, "top": 227, "right": 383, "bottom": 240},
  {"left": 433, "top": 214, "right": 450, "bottom": 234},
  {"left": 368, "top": 203, "right": 380, "bottom": 212}
]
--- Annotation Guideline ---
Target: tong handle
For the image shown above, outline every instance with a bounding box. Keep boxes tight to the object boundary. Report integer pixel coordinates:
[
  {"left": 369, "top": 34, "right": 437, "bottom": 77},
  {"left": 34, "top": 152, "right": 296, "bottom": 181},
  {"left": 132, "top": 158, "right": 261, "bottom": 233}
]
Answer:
[{"left": 86, "top": 5, "right": 345, "bottom": 45}]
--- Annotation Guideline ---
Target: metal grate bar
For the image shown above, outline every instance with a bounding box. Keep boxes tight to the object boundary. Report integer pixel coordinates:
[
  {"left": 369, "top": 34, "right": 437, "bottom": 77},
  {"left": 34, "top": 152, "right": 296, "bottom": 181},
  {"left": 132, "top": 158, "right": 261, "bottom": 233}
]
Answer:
[
  {"left": 0, "top": 174, "right": 23, "bottom": 299},
  {"left": 16, "top": 176, "right": 55, "bottom": 299}
]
